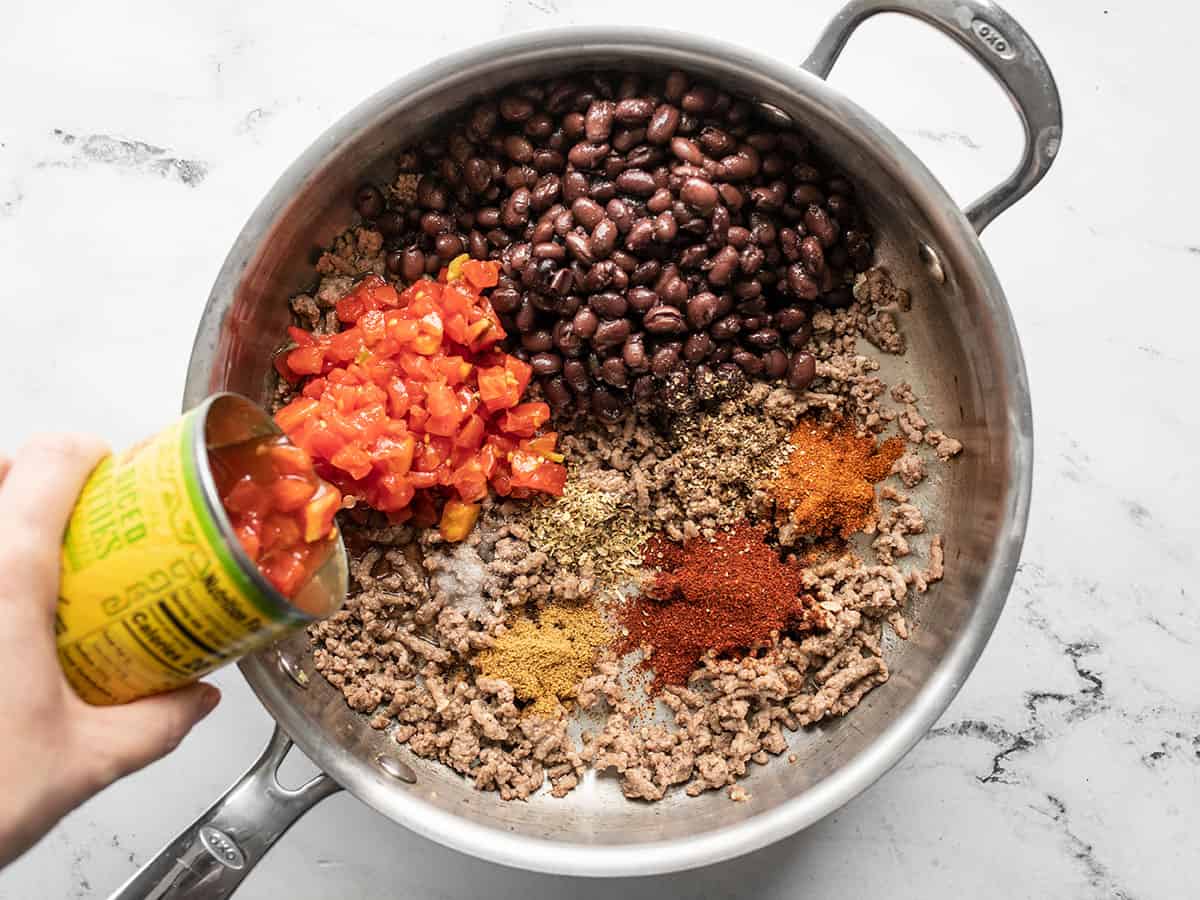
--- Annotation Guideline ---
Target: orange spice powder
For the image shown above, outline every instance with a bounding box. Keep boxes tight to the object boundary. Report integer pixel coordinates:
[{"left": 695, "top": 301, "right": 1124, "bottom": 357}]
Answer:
[{"left": 769, "top": 419, "right": 905, "bottom": 538}]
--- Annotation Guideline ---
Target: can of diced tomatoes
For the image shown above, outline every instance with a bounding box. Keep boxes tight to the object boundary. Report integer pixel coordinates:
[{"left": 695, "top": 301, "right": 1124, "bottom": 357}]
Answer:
[{"left": 55, "top": 393, "right": 348, "bottom": 705}]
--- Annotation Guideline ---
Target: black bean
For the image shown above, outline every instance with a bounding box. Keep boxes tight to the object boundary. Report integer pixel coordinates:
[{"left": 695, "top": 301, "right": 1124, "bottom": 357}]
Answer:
[
  {"left": 468, "top": 103, "right": 499, "bottom": 139},
  {"left": 585, "top": 100, "right": 616, "bottom": 142},
  {"left": 653, "top": 211, "right": 678, "bottom": 243},
  {"left": 746, "top": 328, "right": 780, "bottom": 349},
  {"left": 531, "top": 351, "right": 563, "bottom": 375},
  {"left": 589, "top": 291, "right": 627, "bottom": 318},
  {"left": 717, "top": 183, "right": 744, "bottom": 210},
  {"left": 770, "top": 306, "right": 804, "bottom": 333},
  {"left": 622, "top": 333, "right": 649, "bottom": 371},
  {"left": 647, "top": 188, "right": 673, "bottom": 214},
  {"left": 615, "top": 168, "right": 656, "bottom": 196},
  {"left": 553, "top": 321, "right": 582, "bottom": 355},
  {"left": 710, "top": 314, "right": 741, "bottom": 341},
  {"left": 706, "top": 245, "right": 740, "bottom": 285},
  {"left": 591, "top": 388, "right": 623, "bottom": 421},
  {"left": 398, "top": 247, "right": 425, "bottom": 282},
  {"left": 680, "top": 177, "right": 718, "bottom": 213},
  {"left": 681, "top": 85, "right": 716, "bottom": 113},
  {"left": 586, "top": 260, "right": 621, "bottom": 292},
  {"left": 568, "top": 142, "right": 610, "bottom": 169},
  {"left": 664, "top": 71, "right": 688, "bottom": 102},
  {"left": 651, "top": 343, "right": 682, "bottom": 376},
  {"left": 354, "top": 184, "right": 385, "bottom": 218},
  {"left": 571, "top": 307, "right": 599, "bottom": 339},
  {"left": 544, "top": 375, "right": 573, "bottom": 409},
  {"left": 615, "top": 98, "right": 655, "bottom": 124},
  {"left": 589, "top": 179, "right": 617, "bottom": 203},
  {"left": 787, "top": 321, "right": 814, "bottom": 349},
  {"left": 532, "top": 241, "right": 565, "bottom": 261},
  {"left": 590, "top": 218, "right": 618, "bottom": 258},
  {"left": 564, "top": 359, "right": 590, "bottom": 393},
  {"left": 763, "top": 348, "right": 788, "bottom": 379},
  {"left": 678, "top": 244, "right": 708, "bottom": 269},
  {"left": 786, "top": 263, "right": 820, "bottom": 300},
  {"left": 599, "top": 356, "right": 629, "bottom": 387},
  {"left": 627, "top": 286, "right": 658, "bottom": 312},
  {"left": 565, "top": 232, "right": 593, "bottom": 264},
  {"left": 787, "top": 351, "right": 816, "bottom": 390},
  {"left": 605, "top": 199, "right": 634, "bottom": 233},
  {"left": 684, "top": 291, "right": 719, "bottom": 328},
  {"left": 501, "top": 188, "right": 532, "bottom": 230},
  {"left": 611, "top": 250, "right": 638, "bottom": 273},
  {"left": 646, "top": 104, "right": 680, "bottom": 144},
  {"left": 376, "top": 209, "right": 404, "bottom": 237},
  {"left": 525, "top": 112, "right": 554, "bottom": 139},
  {"left": 593, "top": 317, "right": 631, "bottom": 349},
  {"left": 720, "top": 149, "right": 758, "bottom": 181},
  {"left": 644, "top": 304, "right": 686, "bottom": 335},
  {"left": 435, "top": 233, "right": 465, "bottom": 260},
  {"left": 683, "top": 331, "right": 714, "bottom": 363},
  {"left": 669, "top": 136, "right": 704, "bottom": 165},
  {"left": 805, "top": 204, "right": 839, "bottom": 247},
  {"left": 732, "top": 349, "right": 763, "bottom": 375},
  {"left": 420, "top": 212, "right": 452, "bottom": 236},
  {"left": 800, "top": 235, "right": 826, "bottom": 276},
  {"left": 499, "top": 94, "right": 535, "bottom": 122},
  {"left": 738, "top": 245, "right": 764, "bottom": 275},
  {"left": 734, "top": 280, "right": 762, "bottom": 301},
  {"left": 625, "top": 218, "right": 654, "bottom": 251},
  {"left": 545, "top": 268, "right": 572, "bottom": 296},
  {"left": 780, "top": 227, "right": 802, "bottom": 262}
]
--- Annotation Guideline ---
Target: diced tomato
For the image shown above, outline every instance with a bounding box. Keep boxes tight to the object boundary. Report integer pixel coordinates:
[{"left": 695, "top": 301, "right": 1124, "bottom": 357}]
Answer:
[
  {"left": 273, "top": 267, "right": 564, "bottom": 542},
  {"left": 477, "top": 365, "right": 521, "bottom": 412},
  {"left": 270, "top": 476, "right": 317, "bottom": 512},
  {"left": 462, "top": 259, "right": 499, "bottom": 290},
  {"left": 286, "top": 345, "right": 325, "bottom": 376},
  {"left": 509, "top": 449, "right": 567, "bottom": 496},
  {"left": 501, "top": 401, "right": 551, "bottom": 437},
  {"left": 223, "top": 478, "right": 271, "bottom": 518},
  {"left": 439, "top": 499, "right": 481, "bottom": 542}
]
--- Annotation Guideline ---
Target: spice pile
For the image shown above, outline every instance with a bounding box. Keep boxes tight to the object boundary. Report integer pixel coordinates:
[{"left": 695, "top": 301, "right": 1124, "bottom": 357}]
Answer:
[
  {"left": 619, "top": 522, "right": 829, "bottom": 690},
  {"left": 290, "top": 69, "right": 964, "bottom": 805}
]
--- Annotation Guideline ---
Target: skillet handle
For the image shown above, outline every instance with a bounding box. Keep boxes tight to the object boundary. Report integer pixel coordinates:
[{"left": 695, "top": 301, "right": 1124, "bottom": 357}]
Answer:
[
  {"left": 802, "top": 0, "right": 1062, "bottom": 233},
  {"left": 106, "top": 725, "right": 341, "bottom": 900}
]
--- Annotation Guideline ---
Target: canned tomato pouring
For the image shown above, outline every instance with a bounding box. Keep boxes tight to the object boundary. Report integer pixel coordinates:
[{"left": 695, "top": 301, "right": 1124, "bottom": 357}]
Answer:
[
  {"left": 112, "top": 0, "right": 1059, "bottom": 895},
  {"left": 56, "top": 394, "right": 348, "bottom": 705}
]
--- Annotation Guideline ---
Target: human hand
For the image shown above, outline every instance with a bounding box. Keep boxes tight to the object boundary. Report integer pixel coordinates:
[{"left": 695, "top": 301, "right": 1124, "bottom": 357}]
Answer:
[{"left": 0, "top": 434, "right": 221, "bottom": 870}]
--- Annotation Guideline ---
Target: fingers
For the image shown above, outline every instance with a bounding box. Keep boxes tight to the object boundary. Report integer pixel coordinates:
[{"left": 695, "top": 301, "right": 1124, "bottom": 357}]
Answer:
[
  {"left": 0, "top": 454, "right": 11, "bottom": 486},
  {"left": 0, "top": 434, "right": 109, "bottom": 546},
  {"left": 74, "top": 684, "right": 221, "bottom": 789},
  {"left": 0, "top": 434, "right": 109, "bottom": 606}
]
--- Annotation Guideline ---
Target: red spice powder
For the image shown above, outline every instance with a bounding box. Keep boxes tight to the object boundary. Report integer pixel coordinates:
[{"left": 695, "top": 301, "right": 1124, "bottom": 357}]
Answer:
[{"left": 618, "top": 522, "right": 827, "bottom": 690}]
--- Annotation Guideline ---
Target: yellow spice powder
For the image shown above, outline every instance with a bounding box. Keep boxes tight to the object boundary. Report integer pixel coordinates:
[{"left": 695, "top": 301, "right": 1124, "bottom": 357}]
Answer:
[{"left": 475, "top": 603, "right": 610, "bottom": 716}]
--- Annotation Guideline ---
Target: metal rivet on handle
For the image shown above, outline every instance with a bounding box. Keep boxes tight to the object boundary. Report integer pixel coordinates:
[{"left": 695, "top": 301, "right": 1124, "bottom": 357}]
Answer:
[
  {"left": 755, "top": 101, "right": 793, "bottom": 127},
  {"left": 276, "top": 649, "right": 309, "bottom": 688},
  {"left": 376, "top": 754, "right": 417, "bottom": 784},
  {"left": 918, "top": 242, "right": 946, "bottom": 285}
]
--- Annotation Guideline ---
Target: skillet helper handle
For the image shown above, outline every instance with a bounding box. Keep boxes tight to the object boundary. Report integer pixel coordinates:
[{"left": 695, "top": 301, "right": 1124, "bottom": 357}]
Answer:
[
  {"left": 802, "top": 0, "right": 1062, "bottom": 233},
  {"left": 107, "top": 726, "right": 341, "bottom": 900}
]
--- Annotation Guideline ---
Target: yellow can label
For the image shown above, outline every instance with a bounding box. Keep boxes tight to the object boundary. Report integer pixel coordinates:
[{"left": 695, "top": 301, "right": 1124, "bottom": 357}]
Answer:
[{"left": 56, "top": 409, "right": 303, "bottom": 705}]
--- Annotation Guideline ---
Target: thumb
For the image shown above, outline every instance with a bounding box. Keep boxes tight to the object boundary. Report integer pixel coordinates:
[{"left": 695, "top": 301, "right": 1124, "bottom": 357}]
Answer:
[{"left": 78, "top": 683, "right": 221, "bottom": 787}]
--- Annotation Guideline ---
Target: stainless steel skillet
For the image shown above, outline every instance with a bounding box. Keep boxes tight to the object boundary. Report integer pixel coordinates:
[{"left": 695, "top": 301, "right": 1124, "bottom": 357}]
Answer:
[{"left": 113, "top": 1, "right": 1060, "bottom": 894}]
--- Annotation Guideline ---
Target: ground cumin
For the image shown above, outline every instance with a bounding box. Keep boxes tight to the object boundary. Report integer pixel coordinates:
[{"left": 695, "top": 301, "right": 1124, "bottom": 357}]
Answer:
[
  {"left": 475, "top": 603, "right": 610, "bottom": 716},
  {"left": 771, "top": 419, "right": 905, "bottom": 538}
]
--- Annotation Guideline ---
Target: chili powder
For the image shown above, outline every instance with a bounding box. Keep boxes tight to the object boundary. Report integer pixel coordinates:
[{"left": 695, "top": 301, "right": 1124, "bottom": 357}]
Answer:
[
  {"left": 770, "top": 419, "right": 905, "bottom": 538},
  {"left": 618, "top": 522, "right": 826, "bottom": 690}
]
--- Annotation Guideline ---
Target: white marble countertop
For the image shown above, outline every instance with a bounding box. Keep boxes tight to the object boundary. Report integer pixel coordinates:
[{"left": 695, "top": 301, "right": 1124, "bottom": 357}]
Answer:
[{"left": 1, "top": 0, "right": 1194, "bottom": 896}]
